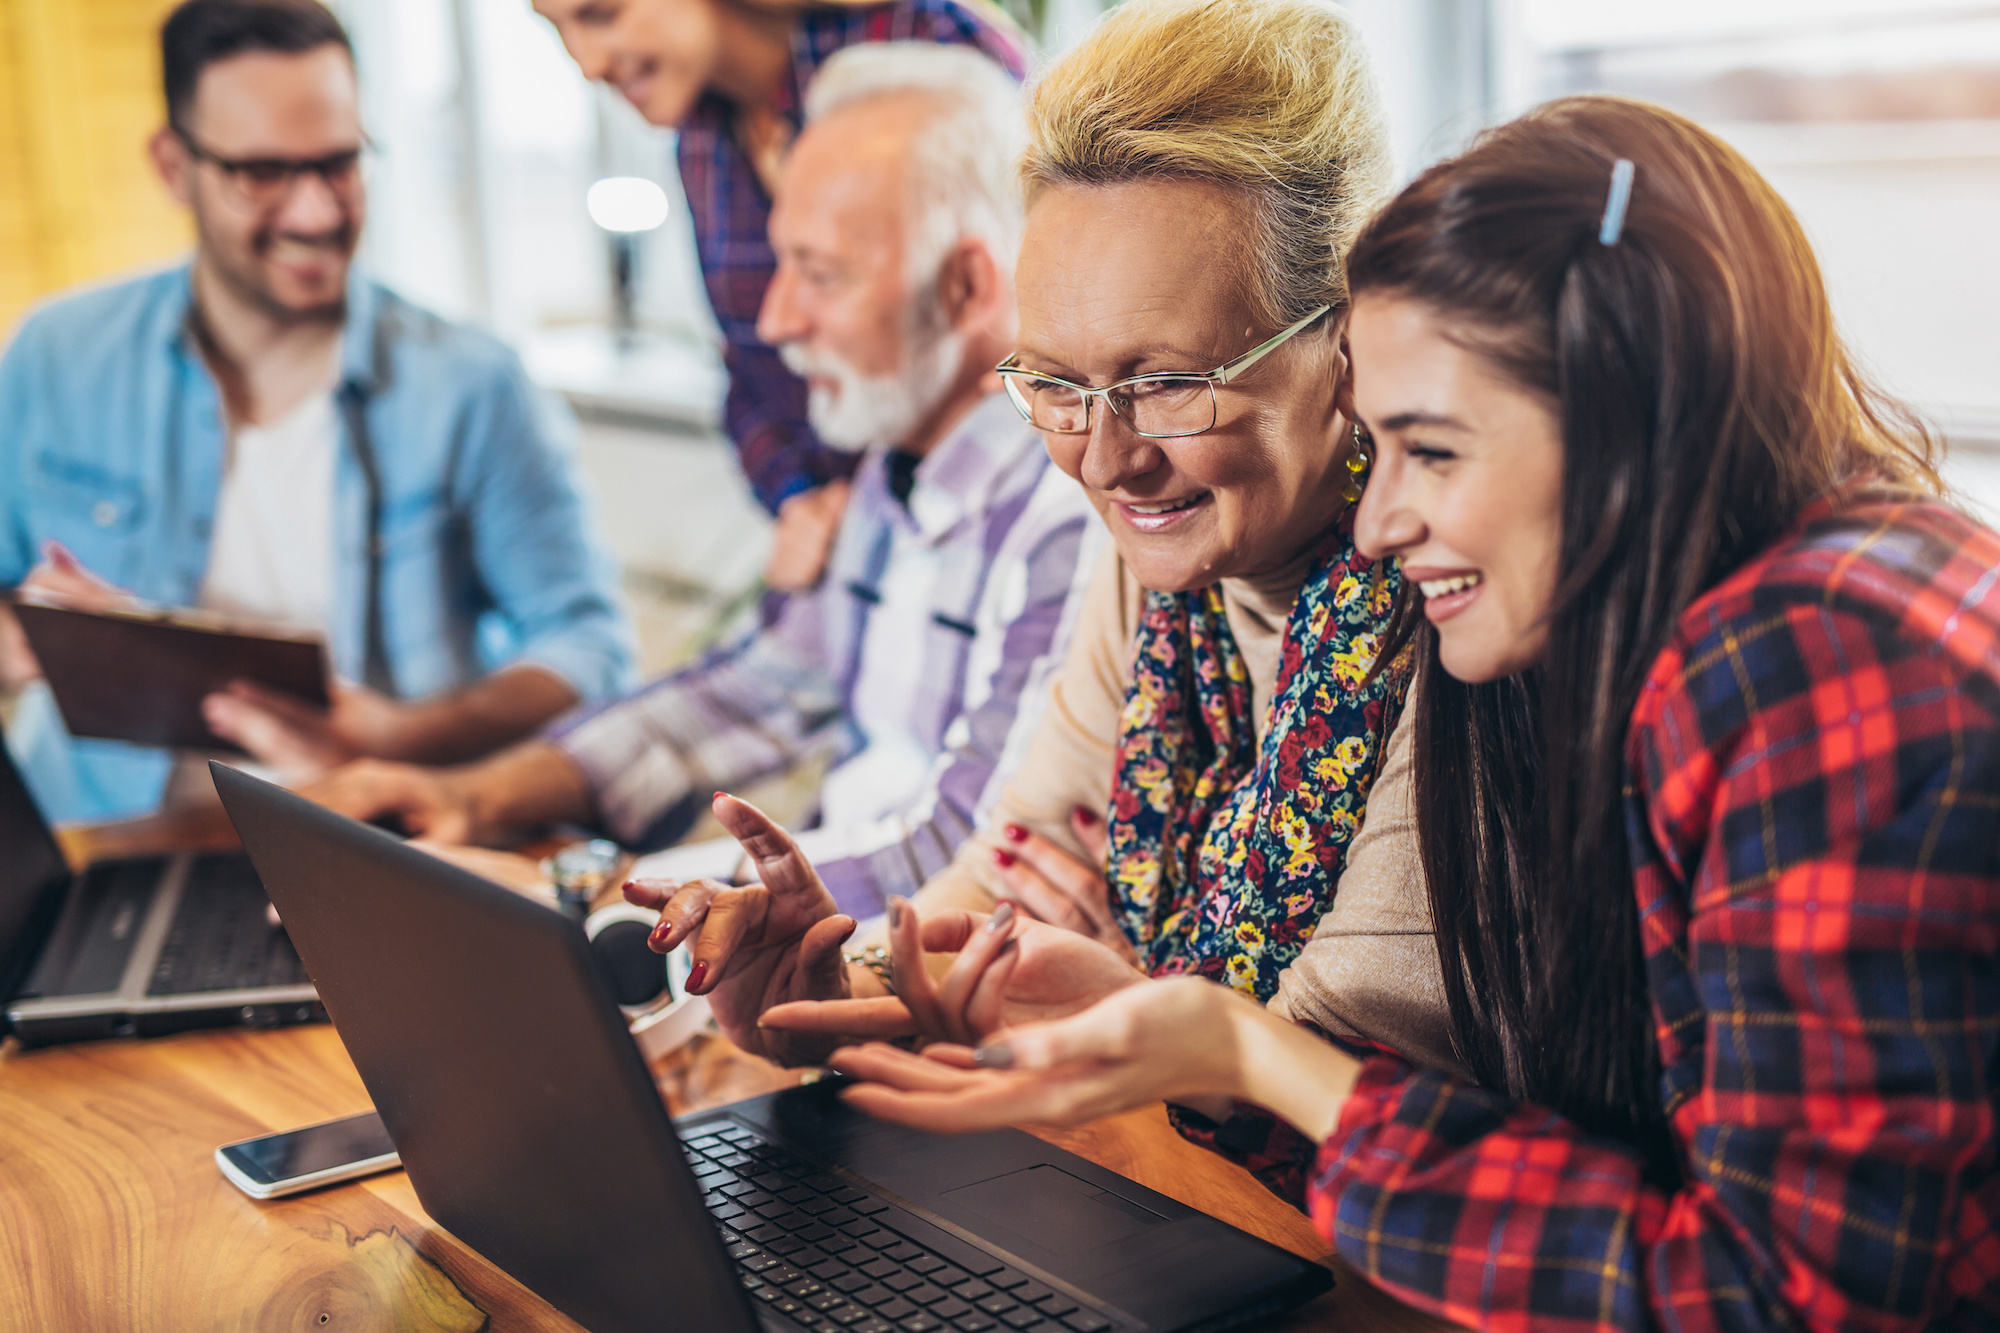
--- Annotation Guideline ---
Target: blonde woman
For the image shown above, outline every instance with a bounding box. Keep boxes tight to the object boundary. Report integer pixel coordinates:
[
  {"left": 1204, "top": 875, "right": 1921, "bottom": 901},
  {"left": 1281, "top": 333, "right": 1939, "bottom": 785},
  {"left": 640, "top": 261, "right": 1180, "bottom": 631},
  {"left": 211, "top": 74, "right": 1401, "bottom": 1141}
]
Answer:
[
  {"left": 532, "top": 0, "right": 1026, "bottom": 584},
  {"left": 632, "top": 0, "right": 1464, "bottom": 1200}
]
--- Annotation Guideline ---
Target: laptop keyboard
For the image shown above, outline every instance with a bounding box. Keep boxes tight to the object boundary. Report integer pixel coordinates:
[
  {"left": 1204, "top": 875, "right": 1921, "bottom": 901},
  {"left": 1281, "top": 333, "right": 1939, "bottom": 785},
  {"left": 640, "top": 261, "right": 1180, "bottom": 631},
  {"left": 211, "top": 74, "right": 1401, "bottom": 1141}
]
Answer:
[
  {"left": 147, "top": 855, "right": 309, "bottom": 996},
  {"left": 683, "top": 1125, "right": 1116, "bottom": 1333}
]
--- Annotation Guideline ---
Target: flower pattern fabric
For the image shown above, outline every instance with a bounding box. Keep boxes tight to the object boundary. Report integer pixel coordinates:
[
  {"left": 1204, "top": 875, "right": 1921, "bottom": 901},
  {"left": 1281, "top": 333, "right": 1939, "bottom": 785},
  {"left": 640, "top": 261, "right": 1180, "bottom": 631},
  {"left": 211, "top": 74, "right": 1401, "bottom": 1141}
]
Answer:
[{"left": 1105, "top": 509, "right": 1407, "bottom": 998}]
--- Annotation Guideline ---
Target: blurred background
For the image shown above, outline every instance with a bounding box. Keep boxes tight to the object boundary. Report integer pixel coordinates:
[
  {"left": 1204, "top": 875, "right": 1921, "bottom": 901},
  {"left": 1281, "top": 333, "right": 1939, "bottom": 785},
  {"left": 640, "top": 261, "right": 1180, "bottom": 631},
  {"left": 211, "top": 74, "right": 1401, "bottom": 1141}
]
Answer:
[{"left": 3, "top": 0, "right": 1996, "bottom": 676}]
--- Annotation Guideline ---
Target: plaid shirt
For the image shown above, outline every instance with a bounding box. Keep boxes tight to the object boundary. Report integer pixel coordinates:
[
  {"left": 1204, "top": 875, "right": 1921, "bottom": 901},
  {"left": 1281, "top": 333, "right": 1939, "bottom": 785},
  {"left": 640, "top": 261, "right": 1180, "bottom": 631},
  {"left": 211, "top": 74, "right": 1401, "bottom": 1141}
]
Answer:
[
  {"left": 1304, "top": 490, "right": 2000, "bottom": 1332},
  {"left": 555, "top": 395, "right": 1099, "bottom": 919},
  {"left": 676, "top": 1, "right": 1027, "bottom": 512}
]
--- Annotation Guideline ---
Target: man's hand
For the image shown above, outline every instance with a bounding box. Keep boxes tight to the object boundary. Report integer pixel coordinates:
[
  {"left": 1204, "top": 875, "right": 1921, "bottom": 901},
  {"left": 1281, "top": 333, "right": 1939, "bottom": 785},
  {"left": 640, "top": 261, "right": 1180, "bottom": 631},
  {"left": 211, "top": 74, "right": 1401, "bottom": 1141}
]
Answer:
[
  {"left": 205, "top": 660, "right": 580, "bottom": 782},
  {"left": 760, "top": 899, "right": 1145, "bottom": 1048},
  {"left": 621, "top": 792, "right": 857, "bottom": 1066},
  {"left": 19, "top": 541, "right": 137, "bottom": 614},
  {"left": 763, "top": 479, "right": 851, "bottom": 593},
  {"left": 297, "top": 758, "right": 481, "bottom": 843},
  {"left": 203, "top": 679, "right": 406, "bottom": 783},
  {"left": 989, "top": 807, "right": 1136, "bottom": 959},
  {"left": 3, "top": 542, "right": 141, "bottom": 689}
]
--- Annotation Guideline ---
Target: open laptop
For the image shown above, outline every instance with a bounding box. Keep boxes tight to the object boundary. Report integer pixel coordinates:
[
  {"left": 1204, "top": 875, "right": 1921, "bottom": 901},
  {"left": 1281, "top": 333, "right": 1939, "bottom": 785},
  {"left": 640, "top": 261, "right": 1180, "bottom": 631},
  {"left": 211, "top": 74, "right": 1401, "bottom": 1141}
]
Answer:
[
  {"left": 0, "top": 732, "right": 316, "bottom": 1047},
  {"left": 212, "top": 762, "right": 1334, "bottom": 1333}
]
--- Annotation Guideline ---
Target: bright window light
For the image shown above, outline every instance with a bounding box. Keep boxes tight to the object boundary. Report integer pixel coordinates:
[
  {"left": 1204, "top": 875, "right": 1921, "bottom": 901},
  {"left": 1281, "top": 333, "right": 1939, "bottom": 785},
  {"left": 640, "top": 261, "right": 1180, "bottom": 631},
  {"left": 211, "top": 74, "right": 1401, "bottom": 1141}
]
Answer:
[{"left": 587, "top": 176, "right": 670, "bottom": 233}]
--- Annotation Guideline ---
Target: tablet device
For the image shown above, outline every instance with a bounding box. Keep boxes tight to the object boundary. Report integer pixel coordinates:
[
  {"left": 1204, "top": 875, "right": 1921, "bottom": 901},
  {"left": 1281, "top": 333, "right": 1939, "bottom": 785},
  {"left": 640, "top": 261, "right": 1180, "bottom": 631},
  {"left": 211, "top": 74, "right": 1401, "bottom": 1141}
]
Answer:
[{"left": 13, "top": 601, "right": 329, "bottom": 752}]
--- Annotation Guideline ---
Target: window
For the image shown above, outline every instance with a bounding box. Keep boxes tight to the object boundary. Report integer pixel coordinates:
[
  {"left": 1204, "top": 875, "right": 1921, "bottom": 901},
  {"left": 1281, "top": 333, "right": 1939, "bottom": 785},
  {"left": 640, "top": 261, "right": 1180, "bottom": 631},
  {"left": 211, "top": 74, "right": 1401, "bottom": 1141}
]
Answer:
[{"left": 1503, "top": 0, "right": 2000, "bottom": 506}]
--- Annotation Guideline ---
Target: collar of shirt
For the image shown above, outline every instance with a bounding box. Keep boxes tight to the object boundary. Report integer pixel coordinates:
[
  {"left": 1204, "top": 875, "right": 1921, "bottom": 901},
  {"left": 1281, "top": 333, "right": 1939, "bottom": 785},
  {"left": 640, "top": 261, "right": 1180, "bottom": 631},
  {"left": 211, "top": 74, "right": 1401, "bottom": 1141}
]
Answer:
[
  {"left": 164, "top": 262, "right": 383, "bottom": 398},
  {"left": 869, "top": 393, "right": 1044, "bottom": 544}
]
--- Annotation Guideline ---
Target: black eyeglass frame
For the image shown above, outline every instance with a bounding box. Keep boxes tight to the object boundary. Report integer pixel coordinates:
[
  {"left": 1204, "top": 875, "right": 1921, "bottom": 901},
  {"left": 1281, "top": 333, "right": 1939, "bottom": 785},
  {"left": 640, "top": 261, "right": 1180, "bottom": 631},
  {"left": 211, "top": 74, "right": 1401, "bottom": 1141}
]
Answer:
[{"left": 172, "top": 126, "right": 371, "bottom": 201}]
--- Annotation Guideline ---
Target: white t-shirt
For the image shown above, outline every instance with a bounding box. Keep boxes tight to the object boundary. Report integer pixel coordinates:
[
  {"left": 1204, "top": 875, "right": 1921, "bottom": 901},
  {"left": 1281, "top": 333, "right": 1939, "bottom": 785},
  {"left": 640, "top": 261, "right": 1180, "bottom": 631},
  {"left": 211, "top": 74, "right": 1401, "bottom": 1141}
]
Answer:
[{"left": 198, "top": 389, "right": 337, "bottom": 636}]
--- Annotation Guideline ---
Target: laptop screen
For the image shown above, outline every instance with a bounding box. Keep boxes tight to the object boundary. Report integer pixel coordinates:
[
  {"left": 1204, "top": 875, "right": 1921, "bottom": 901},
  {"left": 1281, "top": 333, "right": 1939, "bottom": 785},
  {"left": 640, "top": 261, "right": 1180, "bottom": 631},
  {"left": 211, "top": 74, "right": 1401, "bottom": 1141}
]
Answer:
[{"left": 0, "top": 731, "right": 73, "bottom": 1001}]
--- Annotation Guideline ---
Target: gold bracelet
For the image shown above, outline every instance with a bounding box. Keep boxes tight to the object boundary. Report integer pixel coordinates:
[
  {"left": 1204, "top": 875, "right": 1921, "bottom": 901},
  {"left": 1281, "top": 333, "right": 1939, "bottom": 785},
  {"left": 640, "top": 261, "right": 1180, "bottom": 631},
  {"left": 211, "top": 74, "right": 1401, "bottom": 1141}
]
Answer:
[{"left": 845, "top": 944, "right": 895, "bottom": 996}]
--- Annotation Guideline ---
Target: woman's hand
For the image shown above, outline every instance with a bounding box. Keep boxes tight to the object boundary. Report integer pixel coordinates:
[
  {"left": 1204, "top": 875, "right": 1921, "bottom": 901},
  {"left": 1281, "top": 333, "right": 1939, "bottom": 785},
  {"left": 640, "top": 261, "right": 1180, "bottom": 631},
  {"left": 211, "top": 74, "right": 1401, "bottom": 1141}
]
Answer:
[
  {"left": 989, "top": 808, "right": 1136, "bottom": 960},
  {"left": 623, "top": 792, "right": 856, "bottom": 1066},
  {"left": 760, "top": 898, "right": 1146, "bottom": 1047},
  {"left": 829, "top": 977, "right": 1363, "bottom": 1140}
]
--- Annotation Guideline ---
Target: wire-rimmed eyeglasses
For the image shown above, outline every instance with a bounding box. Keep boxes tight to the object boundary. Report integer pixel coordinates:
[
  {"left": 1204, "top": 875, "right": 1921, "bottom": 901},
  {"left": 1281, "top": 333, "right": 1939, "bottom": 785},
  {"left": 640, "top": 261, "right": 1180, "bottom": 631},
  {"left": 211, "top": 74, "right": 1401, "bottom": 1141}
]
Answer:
[{"left": 995, "top": 304, "right": 1331, "bottom": 439}]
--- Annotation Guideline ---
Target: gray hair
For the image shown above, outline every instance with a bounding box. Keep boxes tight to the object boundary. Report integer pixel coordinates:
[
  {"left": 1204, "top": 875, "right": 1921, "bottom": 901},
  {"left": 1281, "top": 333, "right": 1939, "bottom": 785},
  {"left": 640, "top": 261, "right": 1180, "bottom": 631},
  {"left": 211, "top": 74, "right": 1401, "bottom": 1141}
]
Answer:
[{"left": 804, "top": 42, "right": 1026, "bottom": 287}]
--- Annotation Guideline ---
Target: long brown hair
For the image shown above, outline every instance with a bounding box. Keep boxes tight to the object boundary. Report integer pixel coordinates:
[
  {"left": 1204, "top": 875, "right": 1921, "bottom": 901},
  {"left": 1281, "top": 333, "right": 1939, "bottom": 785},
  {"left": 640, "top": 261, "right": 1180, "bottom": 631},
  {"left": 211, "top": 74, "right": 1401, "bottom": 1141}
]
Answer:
[{"left": 1347, "top": 96, "right": 1938, "bottom": 1170}]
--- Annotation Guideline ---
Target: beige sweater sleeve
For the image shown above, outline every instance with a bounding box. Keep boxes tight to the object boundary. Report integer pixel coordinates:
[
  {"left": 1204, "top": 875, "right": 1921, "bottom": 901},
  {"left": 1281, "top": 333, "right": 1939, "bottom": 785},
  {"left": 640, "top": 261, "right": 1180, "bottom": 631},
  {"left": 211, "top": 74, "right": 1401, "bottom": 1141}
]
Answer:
[
  {"left": 905, "top": 541, "right": 1137, "bottom": 921},
  {"left": 1267, "top": 692, "right": 1468, "bottom": 1078}
]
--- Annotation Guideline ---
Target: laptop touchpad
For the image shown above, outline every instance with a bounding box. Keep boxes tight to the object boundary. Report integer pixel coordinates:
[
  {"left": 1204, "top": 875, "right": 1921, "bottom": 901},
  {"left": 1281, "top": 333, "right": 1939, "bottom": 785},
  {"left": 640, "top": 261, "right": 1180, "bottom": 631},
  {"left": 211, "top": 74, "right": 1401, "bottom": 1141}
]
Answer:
[{"left": 942, "top": 1165, "right": 1166, "bottom": 1253}]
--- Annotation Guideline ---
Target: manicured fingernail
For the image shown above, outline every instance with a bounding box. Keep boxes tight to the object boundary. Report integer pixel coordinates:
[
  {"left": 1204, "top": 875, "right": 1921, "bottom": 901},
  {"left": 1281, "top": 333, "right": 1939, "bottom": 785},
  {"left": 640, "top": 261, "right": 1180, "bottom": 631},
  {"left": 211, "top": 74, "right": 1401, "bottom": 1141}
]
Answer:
[
  {"left": 888, "top": 897, "right": 906, "bottom": 928},
  {"left": 1003, "top": 823, "right": 1028, "bottom": 843},
  {"left": 974, "top": 1043, "right": 1014, "bottom": 1069},
  {"left": 990, "top": 848, "right": 1016, "bottom": 869},
  {"left": 986, "top": 902, "right": 1015, "bottom": 933},
  {"left": 686, "top": 960, "right": 709, "bottom": 992},
  {"left": 648, "top": 922, "right": 672, "bottom": 948},
  {"left": 712, "top": 791, "right": 727, "bottom": 801},
  {"left": 1072, "top": 806, "right": 1099, "bottom": 827}
]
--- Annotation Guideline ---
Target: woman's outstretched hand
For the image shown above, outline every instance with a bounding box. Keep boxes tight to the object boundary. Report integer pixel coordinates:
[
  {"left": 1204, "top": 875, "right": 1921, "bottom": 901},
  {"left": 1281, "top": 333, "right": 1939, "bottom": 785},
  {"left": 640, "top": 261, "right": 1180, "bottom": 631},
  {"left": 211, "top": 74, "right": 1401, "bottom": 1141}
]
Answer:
[
  {"left": 759, "top": 897, "right": 1146, "bottom": 1048},
  {"left": 988, "top": 808, "right": 1136, "bottom": 960},
  {"left": 826, "top": 977, "right": 1363, "bottom": 1141},
  {"left": 621, "top": 792, "right": 853, "bottom": 1066}
]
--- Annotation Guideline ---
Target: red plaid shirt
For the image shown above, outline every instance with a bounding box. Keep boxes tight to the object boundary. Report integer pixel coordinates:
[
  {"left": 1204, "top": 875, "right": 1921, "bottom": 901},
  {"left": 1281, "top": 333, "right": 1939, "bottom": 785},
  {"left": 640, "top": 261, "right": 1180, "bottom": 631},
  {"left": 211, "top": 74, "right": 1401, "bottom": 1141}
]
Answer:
[{"left": 1307, "top": 491, "right": 2000, "bottom": 1331}]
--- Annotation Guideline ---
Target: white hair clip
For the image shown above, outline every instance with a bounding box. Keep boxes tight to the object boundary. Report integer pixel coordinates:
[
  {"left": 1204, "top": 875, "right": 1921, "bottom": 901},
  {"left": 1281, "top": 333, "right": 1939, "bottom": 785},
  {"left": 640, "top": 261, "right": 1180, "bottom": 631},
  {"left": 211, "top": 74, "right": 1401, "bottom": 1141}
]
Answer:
[{"left": 1599, "top": 159, "right": 1635, "bottom": 246}]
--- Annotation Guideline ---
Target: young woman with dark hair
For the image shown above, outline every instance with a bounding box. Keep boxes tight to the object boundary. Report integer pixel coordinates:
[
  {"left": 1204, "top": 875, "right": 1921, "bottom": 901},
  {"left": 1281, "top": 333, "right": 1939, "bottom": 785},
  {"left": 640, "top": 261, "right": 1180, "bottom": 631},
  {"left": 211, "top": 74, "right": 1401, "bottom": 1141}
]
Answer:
[{"left": 825, "top": 96, "right": 2000, "bottom": 1331}]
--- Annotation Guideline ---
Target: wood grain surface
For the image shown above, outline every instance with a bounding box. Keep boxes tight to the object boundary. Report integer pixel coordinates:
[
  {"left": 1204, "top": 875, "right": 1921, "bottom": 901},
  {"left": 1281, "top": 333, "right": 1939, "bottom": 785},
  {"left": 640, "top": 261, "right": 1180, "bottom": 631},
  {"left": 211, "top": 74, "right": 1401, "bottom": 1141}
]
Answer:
[{"left": 0, "top": 824, "right": 1460, "bottom": 1331}]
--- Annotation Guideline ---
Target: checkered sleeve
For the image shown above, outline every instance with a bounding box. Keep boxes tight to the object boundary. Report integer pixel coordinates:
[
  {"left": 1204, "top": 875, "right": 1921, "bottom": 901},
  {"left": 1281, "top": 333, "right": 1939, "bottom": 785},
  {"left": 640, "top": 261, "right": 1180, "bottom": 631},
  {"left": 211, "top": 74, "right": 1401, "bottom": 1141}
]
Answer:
[
  {"left": 550, "top": 590, "right": 846, "bottom": 850},
  {"left": 807, "top": 500, "right": 1099, "bottom": 919},
  {"left": 1304, "top": 526, "right": 2000, "bottom": 1332}
]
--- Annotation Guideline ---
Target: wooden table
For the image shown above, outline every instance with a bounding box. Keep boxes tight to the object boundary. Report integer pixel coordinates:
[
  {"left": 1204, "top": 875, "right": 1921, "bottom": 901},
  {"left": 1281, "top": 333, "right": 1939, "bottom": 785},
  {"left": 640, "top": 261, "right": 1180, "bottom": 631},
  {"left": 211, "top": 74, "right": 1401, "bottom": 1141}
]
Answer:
[{"left": 0, "top": 819, "right": 1459, "bottom": 1332}]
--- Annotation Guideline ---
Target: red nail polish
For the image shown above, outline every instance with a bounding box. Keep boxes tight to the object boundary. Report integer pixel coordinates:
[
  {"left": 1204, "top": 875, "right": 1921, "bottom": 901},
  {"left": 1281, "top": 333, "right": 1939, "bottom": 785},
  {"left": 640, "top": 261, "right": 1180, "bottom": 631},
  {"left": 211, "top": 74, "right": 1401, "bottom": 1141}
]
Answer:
[
  {"left": 648, "top": 922, "right": 671, "bottom": 949},
  {"left": 686, "top": 960, "right": 710, "bottom": 992},
  {"left": 991, "top": 848, "right": 1016, "bottom": 868},
  {"left": 712, "top": 791, "right": 727, "bottom": 801},
  {"left": 1003, "top": 824, "right": 1028, "bottom": 843},
  {"left": 1073, "top": 806, "right": 1099, "bottom": 827}
]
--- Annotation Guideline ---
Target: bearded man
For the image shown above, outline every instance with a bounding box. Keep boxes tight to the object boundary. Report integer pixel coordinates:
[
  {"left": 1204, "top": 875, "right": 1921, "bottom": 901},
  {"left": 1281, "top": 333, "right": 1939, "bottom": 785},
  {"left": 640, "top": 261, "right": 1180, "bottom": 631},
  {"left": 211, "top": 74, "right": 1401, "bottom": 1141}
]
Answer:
[
  {"left": 307, "top": 42, "right": 1099, "bottom": 921},
  {"left": 0, "top": 0, "right": 634, "bottom": 825}
]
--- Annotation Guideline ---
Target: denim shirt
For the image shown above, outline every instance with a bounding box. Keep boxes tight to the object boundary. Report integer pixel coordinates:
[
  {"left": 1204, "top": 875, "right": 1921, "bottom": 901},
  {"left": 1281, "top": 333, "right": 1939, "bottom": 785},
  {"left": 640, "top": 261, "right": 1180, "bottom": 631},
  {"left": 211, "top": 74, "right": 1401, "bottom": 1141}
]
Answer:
[{"left": 0, "top": 264, "right": 636, "bottom": 823}]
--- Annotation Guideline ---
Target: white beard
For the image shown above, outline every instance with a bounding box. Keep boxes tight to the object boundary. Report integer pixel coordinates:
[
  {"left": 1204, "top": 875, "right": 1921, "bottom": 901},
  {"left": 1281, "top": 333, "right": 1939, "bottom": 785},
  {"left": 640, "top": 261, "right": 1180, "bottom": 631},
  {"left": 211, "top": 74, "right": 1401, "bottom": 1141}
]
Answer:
[{"left": 779, "top": 314, "right": 963, "bottom": 453}]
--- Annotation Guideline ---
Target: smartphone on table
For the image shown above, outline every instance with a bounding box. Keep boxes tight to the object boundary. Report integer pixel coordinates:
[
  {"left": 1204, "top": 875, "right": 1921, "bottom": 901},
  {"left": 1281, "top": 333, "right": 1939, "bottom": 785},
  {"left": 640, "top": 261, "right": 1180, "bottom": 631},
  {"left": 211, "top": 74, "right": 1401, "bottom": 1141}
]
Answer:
[{"left": 215, "top": 1110, "right": 400, "bottom": 1199}]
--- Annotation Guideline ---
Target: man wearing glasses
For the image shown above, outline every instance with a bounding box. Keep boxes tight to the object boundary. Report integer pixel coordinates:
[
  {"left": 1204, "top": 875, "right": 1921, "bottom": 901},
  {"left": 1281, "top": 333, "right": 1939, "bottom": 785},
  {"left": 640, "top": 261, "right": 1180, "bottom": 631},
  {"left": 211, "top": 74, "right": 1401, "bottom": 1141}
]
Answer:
[{"left": 0, "top": 0, "right": 634, "bottom": 824}]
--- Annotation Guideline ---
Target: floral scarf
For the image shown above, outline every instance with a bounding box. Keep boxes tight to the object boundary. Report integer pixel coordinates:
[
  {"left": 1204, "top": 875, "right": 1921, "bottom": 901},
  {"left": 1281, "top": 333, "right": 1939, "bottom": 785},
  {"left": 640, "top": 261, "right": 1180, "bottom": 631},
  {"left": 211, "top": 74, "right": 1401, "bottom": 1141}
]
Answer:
[{"left": 1106, "top": 510, "right": 1407, "bottom": 999}]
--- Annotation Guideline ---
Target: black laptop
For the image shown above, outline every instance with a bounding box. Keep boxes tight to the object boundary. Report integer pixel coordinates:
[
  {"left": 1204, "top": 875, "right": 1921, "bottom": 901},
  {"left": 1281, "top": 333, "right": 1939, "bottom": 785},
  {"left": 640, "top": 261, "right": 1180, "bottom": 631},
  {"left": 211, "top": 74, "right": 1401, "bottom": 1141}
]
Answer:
[
  {"left": 211, "top": 761, "right": 1333, "bottom": 1333},
  {"left": 0, "top": 732, "right": 316, "bottom": 1047}
]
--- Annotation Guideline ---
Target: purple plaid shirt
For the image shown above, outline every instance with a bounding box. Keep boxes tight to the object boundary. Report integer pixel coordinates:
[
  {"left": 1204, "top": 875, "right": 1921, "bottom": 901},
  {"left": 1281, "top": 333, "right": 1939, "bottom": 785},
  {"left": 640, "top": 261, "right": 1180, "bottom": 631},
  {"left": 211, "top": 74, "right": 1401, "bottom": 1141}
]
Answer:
[
  {"left": 553, "top": 395, "right": 1100, "bottom": 919},
  {"left": 676, "top": 1, "right": 1028, "bottom": 513}
]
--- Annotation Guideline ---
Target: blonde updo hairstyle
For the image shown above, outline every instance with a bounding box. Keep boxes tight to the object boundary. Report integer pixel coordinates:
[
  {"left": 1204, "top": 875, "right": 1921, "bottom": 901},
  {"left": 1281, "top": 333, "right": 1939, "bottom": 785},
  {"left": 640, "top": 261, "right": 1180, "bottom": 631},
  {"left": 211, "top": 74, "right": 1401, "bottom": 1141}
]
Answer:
[{"left": 1021, "top": 0, "right": 1391, "bottom": 330}]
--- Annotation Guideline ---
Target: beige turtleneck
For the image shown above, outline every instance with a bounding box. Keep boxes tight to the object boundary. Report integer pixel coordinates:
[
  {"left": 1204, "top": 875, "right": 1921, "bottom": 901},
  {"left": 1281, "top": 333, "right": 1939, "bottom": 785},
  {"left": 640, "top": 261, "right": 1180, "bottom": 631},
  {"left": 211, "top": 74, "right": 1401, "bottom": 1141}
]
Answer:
[{"left": 906, "top": 541, "right": 1465, "bottom": 1077}]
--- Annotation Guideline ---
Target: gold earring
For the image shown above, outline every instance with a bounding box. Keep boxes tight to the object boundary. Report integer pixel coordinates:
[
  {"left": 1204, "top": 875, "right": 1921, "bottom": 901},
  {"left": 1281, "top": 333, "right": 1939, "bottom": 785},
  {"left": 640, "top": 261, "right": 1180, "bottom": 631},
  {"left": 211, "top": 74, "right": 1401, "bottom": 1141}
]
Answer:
[{"left": 1342, "top": 421, "right": 1371, "bottom": 503}]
